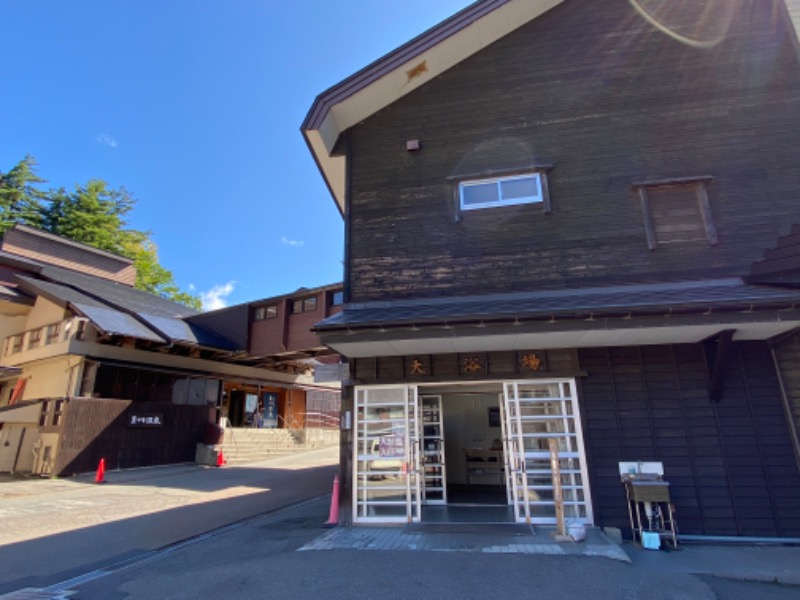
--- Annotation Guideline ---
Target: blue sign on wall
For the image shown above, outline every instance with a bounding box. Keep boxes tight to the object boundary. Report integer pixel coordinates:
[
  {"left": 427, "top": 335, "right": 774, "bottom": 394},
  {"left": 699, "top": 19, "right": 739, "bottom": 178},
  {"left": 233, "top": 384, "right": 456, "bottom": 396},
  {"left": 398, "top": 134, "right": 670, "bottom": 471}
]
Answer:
[{"left": 263, "top": 393, "right": 278, "bottom": 429}]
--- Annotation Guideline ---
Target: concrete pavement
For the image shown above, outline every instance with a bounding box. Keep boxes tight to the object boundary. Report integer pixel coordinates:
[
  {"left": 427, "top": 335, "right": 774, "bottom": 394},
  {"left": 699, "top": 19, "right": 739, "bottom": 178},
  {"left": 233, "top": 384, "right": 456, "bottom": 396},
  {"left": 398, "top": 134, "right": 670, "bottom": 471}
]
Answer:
[
  {"left": 2, "top": 448, "right": 798, "bottom": 599},
  {"left": 41, "top": 494, "right": 799, "bottom": 600},
  {"left": 0, "top": 447, "right": 338, "bottom": 594}
]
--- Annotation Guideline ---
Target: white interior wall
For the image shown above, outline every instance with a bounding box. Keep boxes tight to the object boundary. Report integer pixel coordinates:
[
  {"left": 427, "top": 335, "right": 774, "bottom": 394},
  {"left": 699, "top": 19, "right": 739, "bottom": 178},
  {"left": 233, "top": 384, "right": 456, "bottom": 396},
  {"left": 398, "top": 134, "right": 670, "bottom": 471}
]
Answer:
[{"left": 441, "top": 393, "right": 503, "bottom": 485}]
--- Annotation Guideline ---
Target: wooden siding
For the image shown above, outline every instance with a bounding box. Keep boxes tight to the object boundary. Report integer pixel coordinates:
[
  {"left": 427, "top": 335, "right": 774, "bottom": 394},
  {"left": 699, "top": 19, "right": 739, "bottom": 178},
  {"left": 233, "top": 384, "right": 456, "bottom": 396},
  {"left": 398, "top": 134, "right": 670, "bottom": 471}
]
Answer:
[
  {"left": 345, "top": 0, "right": 800, "bottom": 302},
  {"left": 249, "top": 290, "right": 342, "bottom": 357},
  {"left": 2, "top": 227, "right": 136, "bottom": 286},
  {"left": 579, "top": 342, "right": 800, "bottom": 538},
  {"left": 53, "top": 397, "right": 207, "bottom": 476},
  {"left": 748, "top": 223, "right": 800, "bottom": 283}
]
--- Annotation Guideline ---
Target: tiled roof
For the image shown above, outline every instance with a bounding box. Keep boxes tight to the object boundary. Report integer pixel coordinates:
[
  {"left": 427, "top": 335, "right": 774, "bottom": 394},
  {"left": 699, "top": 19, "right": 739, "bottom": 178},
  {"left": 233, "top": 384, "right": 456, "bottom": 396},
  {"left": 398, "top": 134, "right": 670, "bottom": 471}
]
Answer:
[{"left": 316, "top": 278, "right": 800, "bottom": 330}]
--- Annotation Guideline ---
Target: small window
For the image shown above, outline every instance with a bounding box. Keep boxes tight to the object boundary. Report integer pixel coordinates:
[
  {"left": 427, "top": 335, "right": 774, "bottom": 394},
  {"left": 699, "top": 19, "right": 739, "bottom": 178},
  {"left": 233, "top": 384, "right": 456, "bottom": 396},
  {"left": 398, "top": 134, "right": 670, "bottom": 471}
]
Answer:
[
  {"left": 28, "top": 329, "right": 42, "bottom": 349},
  {"left": 460, "top": 173, "right": 542, "bottom": 211},
  {"left": 253, "top": 305, "right": 278, "bottom": 321},
  {"left": 633, "top": 177, "right": 717, "bottom": 250},
  {"left": 46, "top": 323, "right": 61, "bottom": 343},
  {"left": 291, "top": 297, "right": 317, "bottom": 314},
  {"left": 331, "top": 291, "right": 344, "bottom": 306}
]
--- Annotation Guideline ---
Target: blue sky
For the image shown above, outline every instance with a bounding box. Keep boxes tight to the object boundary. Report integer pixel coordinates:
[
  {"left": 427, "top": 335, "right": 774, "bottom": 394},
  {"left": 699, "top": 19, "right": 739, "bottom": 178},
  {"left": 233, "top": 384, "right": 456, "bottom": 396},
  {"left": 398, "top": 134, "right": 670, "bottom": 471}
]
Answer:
[{"left": 0, "top": 0, "right": 472, "bottom": 310}]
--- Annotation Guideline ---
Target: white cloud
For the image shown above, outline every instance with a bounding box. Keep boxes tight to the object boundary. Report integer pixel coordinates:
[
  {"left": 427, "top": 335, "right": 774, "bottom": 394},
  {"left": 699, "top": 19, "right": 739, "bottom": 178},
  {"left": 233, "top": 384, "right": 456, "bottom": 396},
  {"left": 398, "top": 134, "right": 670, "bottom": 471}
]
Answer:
[
  {"left": 281, "top": 236, "right": 304, "bottom": 248},
  {"left": 96, "top": 134, "right": 118, "bottom": 148},
  {"left": 200, "top": 281, "right": 235, "bottom": 311}
]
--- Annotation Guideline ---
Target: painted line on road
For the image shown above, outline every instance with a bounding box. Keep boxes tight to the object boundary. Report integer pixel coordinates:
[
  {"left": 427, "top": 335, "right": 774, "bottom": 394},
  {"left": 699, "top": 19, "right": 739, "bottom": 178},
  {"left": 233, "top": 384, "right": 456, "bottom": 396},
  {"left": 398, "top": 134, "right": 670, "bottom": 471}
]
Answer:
[{"left": 36, "top": 494, "right": 329, "bottom": 596}]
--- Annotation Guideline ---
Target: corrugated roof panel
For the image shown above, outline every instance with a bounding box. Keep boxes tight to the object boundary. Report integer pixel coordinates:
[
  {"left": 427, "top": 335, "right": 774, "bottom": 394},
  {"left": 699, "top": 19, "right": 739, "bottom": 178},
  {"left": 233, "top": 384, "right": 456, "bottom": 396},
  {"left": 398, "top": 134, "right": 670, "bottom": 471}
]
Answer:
[
  {"left": 140, "top": 313, "right": 240, "bottom": 351},
  {"left": 75, "top": 304, "right": 166, "bottom": 342}
]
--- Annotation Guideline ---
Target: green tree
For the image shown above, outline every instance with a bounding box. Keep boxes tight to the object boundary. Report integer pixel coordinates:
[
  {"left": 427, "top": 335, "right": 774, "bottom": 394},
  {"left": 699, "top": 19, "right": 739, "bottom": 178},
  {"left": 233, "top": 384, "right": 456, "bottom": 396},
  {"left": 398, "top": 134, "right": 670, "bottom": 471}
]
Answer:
[
  {"left": 0, "top": 155, "right": 47, "bottom": 233},
  {"left": 2, "top": 157, "right": 201, "bottom": 310},
  {"left": 123, "top": 238, "right": 202, "bottom": 310},
  {"left": 43, "top": 180, "right": 137, "bottom": 254}
]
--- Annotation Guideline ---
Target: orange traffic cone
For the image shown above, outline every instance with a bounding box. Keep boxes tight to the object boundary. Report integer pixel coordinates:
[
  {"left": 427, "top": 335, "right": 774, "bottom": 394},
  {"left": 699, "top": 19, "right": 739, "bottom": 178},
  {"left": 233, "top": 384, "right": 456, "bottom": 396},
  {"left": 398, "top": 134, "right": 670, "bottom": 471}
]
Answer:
[
  {"left": 95, "top": 458, "right": 106, "bottom": 484},
  {"left": 216, "top": 449, "right": 225, "bottom": 467},
  {"left": 323, "top": 475, "right": 340, "bottom": 528}
]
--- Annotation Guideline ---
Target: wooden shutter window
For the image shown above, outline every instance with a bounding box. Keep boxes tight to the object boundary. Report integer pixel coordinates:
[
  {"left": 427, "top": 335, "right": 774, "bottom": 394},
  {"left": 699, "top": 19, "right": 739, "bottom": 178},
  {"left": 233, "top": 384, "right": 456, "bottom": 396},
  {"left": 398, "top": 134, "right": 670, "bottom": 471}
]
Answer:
[{"left": 633, "top": 176, "right": 718, "bottom": 250}]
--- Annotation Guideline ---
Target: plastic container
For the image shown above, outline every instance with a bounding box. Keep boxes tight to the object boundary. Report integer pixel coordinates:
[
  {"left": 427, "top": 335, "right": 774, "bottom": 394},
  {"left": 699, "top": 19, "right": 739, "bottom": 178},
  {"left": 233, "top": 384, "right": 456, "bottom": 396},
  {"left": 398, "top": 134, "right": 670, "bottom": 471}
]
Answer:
[
  {"left": 642, "top": 531, "right": 661, "bottom": 550},
  {"left": 567, "top": 521, "right": 586, "bottom": 542}
]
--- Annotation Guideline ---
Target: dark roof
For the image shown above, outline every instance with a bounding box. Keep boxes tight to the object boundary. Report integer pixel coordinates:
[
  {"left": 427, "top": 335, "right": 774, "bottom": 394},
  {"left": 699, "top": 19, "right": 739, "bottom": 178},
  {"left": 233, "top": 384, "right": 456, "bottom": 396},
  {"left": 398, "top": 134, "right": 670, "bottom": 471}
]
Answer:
[
  {"left": 39, "top": 264, "right": 197, "bottom": 318},
  {"left": 7, "top": 256, "right": 242, "bottom": 351},
  {"left": 15, "top": 275, "right": 166, "bottom": 342},
  {"left": 316, "top": 278, "right": 800, "bottom": 330}
]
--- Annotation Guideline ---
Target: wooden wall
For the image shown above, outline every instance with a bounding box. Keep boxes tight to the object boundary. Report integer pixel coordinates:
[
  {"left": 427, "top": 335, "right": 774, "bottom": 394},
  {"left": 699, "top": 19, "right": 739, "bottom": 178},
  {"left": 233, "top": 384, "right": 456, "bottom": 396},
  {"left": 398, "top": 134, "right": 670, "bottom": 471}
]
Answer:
[
  {"left": 249, "top": 288, "right": 343, "bottom": 356},
  {"left": 346, "top": 0, "right": 800, "bottom": 302},
  {"left": 2, "top": 226, "right": 136, "bottom": 286},
  {"left": 579, "top": 341, "right": 800, "bottom": 538},
  {"left": 54, "top": 398, "right": 207, "bottom": 476}
]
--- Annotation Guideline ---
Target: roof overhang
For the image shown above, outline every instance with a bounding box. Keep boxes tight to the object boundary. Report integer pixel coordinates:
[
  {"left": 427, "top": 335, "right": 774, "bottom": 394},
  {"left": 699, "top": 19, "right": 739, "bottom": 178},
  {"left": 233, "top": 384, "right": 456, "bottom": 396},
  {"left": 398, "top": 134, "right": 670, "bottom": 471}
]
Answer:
[
  {"left": 301, "top": 0, "right": 565, "bottom": 214},
  {"left": 319, "top": 309, "right": 800, "bottom": 358},
  {"left": 314, "top": 278, "right": 800, "bottom": 357}
]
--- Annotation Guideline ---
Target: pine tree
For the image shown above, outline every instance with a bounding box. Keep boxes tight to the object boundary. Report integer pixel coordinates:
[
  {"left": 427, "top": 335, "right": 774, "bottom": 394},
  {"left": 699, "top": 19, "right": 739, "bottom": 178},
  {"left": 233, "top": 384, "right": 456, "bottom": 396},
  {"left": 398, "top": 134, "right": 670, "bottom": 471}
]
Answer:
[{"left": 0, "top": 155, "right": 47, "bottom": 232}]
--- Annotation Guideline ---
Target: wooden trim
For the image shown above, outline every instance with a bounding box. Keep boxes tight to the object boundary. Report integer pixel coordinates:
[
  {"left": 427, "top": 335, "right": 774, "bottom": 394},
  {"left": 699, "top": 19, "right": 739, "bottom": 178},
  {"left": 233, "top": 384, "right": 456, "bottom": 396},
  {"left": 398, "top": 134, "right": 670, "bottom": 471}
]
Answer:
[
  {"left": 638, "top": 187, "right": 657, "bottom": 250},
  {"left": 694, "top": 183, "right": 719, "bottom": 245},
  {"left": 630, "top": 175, "right": 714, "bottom": 188},
  {"left": 707, "top": 329, "right": 736, "bottom": 404},
  {"left": 344, "top": 130, "right": 353, "bottom": 303},
  {"left": 540, "top": 172, "right": 552, "bottom": 215},
  {"left": 446, "top": 164, "right": 554, "bottom": 182}
]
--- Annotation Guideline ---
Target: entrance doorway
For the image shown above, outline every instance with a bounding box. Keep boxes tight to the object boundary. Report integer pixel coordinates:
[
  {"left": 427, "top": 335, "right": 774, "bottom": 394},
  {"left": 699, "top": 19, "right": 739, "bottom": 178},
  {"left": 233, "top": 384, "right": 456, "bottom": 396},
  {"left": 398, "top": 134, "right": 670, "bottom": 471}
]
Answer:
[{"left": 352, "top": 379, "right": 593, "bottom": 526}]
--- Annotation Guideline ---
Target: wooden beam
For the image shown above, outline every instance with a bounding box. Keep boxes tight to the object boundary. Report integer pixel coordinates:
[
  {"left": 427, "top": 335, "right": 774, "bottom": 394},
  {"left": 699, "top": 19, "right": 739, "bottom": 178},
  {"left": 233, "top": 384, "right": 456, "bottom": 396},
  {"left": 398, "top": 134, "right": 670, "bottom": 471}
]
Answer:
[{"left": 708, "top": 329, "right": 736, "bottom": 404}]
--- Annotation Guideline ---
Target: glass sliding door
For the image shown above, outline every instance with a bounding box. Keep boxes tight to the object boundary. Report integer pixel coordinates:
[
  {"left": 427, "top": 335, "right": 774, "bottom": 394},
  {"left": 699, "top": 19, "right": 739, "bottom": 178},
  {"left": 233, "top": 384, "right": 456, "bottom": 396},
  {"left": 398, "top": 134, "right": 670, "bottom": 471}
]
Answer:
[
  {"left": 502, "top": 379, "right": 592, "bottom": 525},
  {"left": 353, "top": 386, "right": 421, "bottom": 524}
]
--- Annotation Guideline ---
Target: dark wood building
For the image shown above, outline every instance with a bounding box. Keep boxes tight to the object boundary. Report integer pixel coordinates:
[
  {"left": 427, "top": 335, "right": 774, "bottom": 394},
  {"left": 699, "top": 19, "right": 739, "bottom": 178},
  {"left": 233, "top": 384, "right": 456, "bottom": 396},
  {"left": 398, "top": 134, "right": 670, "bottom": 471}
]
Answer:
[{"left": 303, "top": 0, "right": 800, "bottom": 538}]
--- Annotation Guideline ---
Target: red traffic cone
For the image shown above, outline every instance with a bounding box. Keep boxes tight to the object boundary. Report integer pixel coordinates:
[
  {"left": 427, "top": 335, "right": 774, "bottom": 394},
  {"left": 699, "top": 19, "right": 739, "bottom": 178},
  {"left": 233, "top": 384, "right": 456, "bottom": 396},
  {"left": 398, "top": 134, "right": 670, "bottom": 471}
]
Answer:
[
  {"left": 216, "top": 449, "right": 226, "bottom": 467},
  {"left": 95, "top": 458, "right": 106, "bottom": 484},
  {"left": 323, "top": 475, "right": 340, "bottom": 528}
]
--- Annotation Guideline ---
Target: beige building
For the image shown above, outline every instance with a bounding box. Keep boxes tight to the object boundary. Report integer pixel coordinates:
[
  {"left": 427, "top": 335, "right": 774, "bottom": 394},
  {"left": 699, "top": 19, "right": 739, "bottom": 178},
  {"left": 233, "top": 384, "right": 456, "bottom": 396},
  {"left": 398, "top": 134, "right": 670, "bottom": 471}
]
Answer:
[{"left": 0, "top": 225, "right": 336, "bottom": 476}]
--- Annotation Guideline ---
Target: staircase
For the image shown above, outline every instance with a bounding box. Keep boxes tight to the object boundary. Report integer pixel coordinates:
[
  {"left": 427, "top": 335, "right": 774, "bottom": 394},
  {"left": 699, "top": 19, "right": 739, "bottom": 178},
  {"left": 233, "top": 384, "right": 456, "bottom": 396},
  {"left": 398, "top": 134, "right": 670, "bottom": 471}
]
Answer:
[{"left": 216, "top": 428, "right": 337, "bottom": 465}]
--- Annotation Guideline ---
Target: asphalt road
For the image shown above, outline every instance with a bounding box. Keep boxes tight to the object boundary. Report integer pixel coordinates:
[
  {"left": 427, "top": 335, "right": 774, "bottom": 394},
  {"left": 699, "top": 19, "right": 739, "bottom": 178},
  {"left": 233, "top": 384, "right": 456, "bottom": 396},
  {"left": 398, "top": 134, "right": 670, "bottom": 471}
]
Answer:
[
  {"left": 0, "top": 446, "right": 339, "bottom": 594},
  {"left": 63, "top": 496, "right": 800, "bottom": 600},
  {"left": 2, "top": 447, "right": 798, "bottom": 600}
]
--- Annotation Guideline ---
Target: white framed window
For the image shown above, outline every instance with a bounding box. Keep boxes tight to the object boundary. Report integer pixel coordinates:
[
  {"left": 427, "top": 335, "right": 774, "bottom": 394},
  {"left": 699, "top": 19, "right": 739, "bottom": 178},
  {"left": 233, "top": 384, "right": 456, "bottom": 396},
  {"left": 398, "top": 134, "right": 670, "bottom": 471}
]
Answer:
[{"left": 459, "top": 173, "right": 543, "bottom": 211}]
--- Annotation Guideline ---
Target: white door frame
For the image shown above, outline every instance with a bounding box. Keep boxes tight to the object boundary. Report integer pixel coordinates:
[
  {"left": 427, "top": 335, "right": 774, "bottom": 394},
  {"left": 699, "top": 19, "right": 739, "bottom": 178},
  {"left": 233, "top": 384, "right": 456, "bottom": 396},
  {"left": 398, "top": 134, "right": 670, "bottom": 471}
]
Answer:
[{"left": 352, "top": 378, "right": 593, "bottom": 526}]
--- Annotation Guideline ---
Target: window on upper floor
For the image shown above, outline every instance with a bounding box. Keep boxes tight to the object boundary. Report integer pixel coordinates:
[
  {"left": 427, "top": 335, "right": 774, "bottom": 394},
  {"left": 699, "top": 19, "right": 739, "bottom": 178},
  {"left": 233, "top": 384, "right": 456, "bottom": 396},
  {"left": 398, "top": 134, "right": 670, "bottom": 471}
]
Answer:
[
  {"left": 291, "top": 296, "right": 317, "bottom": 314},
  {"left": 330, "top": 290, "right": 344, "bottom": 307},
  {"left": 253, "top": 305, "right": 278, "bottom": 321},
  {"left": 633, "top": 176, "right": 718, "bottom": 250},
  {"left": 459, "top": 173, "right": 543, "bottom": 211}
]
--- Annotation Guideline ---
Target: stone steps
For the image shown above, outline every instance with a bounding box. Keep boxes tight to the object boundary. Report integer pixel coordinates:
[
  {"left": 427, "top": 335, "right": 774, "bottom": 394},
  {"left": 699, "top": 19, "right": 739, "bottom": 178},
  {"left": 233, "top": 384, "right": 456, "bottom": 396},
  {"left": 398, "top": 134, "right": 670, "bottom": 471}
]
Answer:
[
  {"left": 219, "top": 428, "right": 307, "bottom": 465},
  {"left": 197, "top": 428, "right": 340, "bottom": 466}
]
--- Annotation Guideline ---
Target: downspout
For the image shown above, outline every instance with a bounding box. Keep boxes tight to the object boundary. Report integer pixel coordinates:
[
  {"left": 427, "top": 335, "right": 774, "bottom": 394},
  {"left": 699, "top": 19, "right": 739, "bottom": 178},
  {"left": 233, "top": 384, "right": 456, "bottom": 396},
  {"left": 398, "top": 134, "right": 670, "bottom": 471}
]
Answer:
[{"left": 770, "top": 347, "right": 800, "bottom": 474}]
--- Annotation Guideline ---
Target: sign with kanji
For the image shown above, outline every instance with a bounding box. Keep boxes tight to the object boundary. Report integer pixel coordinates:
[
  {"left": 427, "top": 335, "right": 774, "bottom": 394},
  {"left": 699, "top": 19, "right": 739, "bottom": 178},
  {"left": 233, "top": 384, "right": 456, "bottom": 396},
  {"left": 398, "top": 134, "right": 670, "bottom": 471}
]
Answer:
[
  {"left": 128, "top": 413, "right": 164, "bottom": 428},
  {"left": 521, "top": 353, "right": 542, "bottom": 371},
  {"left": 379, "top": 434, "right": 405, "bottom": 458}
]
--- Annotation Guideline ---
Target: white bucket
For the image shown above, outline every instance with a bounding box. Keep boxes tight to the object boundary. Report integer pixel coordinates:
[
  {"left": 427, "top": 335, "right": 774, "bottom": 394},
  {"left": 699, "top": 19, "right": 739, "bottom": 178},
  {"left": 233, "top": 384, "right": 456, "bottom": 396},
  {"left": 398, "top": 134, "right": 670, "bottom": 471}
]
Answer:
[{"left": 567, "top": 522, "right": 586, "bottom": 542}]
